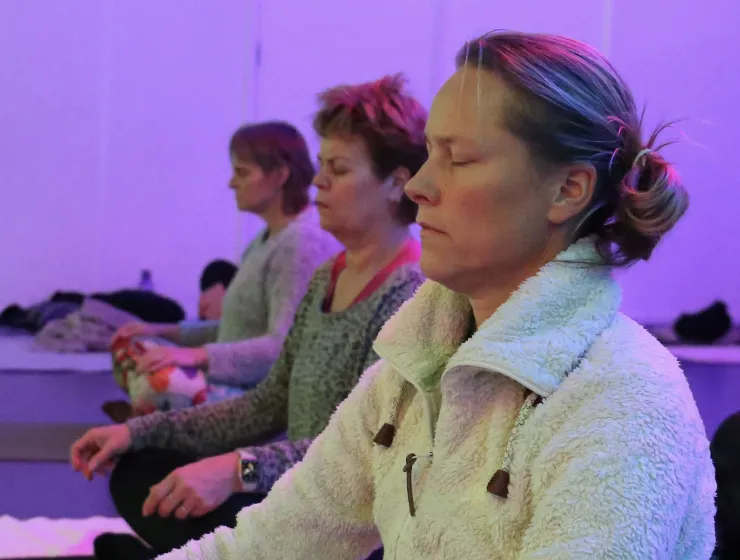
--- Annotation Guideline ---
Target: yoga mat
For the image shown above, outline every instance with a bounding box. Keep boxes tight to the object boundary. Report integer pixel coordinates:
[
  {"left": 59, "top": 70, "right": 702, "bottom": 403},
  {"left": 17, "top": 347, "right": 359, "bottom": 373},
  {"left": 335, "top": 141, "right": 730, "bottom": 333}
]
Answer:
[
  {"left": 0, "top": 336, "right": 111, "bottom": 373},
  {"left": 0, "top": 423, "right": 98, "bottom": 462}
]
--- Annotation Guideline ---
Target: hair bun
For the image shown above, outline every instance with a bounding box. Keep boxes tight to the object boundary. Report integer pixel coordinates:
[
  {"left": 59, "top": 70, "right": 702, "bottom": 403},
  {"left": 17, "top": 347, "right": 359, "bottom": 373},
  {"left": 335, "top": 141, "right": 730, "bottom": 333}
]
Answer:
[{"left": 603, "top": 140, "right": 689, "bottom": 264}]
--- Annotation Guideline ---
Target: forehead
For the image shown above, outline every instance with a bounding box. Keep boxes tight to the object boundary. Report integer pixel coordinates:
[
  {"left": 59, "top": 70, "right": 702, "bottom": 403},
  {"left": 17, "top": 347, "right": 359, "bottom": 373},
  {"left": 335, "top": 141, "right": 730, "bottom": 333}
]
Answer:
[
  {"left": 318, "top": 134, "right": 369, "bottom": 160},
  {"left": 426, "top": 68, "right": 510, "bottom": 142},
  {"left": 230, "top": 153, "right": 258, "bottom": 167}
]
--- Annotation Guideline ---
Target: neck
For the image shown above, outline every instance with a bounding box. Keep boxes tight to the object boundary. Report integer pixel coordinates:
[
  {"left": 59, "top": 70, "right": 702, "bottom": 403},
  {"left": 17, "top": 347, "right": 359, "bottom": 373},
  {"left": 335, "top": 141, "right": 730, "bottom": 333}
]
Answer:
[
  {"left": 468, "top": 235, "right": 569, "bottom": 327},
  {"left": 340, "top": 222, "right": 410, "bottom": 272},
  {"left": 468, "top": 282, "right": 522, "bottom": 329},
  {"left": 260, "top": 203, "right": 301, "bottom": 236}
]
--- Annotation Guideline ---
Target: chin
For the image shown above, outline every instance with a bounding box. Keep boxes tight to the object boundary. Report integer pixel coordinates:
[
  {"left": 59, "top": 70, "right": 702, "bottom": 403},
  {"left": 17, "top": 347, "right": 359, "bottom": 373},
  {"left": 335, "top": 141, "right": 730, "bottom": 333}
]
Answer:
[
  {"left": 419, "top": 252, "right": 448, "bottom": 283},
  {"left": 317, "top": 215, "right": 337, "bottom": 234}
]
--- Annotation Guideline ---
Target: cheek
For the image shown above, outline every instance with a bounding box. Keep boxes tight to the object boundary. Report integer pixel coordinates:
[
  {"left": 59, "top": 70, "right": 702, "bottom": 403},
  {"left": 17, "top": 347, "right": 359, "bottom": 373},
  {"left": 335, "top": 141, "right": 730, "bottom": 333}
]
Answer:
[
  {"left": 331, "top": 178, "right": 364, "bottom": 212},
  {"left": 448, "top": 176, "right": 546, "bottom": 253}
]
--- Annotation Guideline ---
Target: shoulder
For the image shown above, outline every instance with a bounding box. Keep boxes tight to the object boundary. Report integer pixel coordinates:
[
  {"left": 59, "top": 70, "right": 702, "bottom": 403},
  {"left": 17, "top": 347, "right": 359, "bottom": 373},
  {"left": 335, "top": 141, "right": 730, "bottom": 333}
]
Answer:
[
  {"left": 582, "top": 314, "right": 695, "bottom": 414},
  {"left": 542, "top": 313, "right": 708, "bottom": 462},
  {"left": 346, "top": 358, "right": 408, "bottom": 426}
]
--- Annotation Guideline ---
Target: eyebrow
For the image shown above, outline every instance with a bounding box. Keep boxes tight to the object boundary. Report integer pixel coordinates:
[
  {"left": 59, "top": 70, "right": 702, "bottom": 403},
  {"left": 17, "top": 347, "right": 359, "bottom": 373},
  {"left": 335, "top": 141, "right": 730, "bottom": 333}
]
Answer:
[
  {"left": 317, "top": 155, "right": 352, "bottom": 164},
  {"left": 424, "top": 132, "right": 478, "bottom": 147}
]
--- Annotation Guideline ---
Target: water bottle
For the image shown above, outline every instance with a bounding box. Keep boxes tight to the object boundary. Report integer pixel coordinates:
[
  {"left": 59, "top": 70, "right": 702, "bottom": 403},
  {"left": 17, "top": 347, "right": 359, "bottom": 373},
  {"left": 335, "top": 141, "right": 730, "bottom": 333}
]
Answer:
[{"left": 138, "top": 269, "right": 154, "bottom": 292}]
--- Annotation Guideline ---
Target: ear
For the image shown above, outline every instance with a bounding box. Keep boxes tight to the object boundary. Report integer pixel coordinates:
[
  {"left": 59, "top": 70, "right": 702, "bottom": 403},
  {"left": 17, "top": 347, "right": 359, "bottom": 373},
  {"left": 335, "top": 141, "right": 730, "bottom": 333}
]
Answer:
[
  {"left": 272, "top": 165, "right": 291, "bottom": 190},
  {"left": 546, "top": 163, "right": 597, "bottom": 226},
  {"left": 386, "top": 167, "right": 412, "bottom": 202}
]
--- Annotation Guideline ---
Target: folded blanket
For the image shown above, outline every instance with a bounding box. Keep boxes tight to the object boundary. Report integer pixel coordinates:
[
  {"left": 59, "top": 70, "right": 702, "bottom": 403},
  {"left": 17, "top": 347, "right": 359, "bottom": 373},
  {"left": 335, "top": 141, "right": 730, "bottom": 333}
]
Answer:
[{"left": 34, "top": 298, "right": 141, "bottom": 353}]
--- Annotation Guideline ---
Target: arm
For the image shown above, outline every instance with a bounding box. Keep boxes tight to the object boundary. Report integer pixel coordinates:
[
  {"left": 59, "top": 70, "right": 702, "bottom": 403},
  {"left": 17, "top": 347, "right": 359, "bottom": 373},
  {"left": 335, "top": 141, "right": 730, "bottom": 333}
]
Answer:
[
  {"left": 238, "top": 344, "right": 381, "bottom": 493},
  {"left": 239, "top": 349, "right": 383, "bottom": 494},
  {"left": 157, "top": 362, "right": 386, "bottom": 560},
  {"left": 240, "top": 438, "right": 312, "bottom": 494},
  {"left": 178, "top": 320, "right": 220, "bottom": 347},
  {"left": 127, "top": 305, "right": 306, "bottom": 456},
  {"left": 517, "top": 387, "right": 716, "bottom": 559},
  {"left": 205, "top": 240, "right": 321, "bottom": 386},
  {"left": 234, "top": 284, "right": 406, "bottom": 493}
]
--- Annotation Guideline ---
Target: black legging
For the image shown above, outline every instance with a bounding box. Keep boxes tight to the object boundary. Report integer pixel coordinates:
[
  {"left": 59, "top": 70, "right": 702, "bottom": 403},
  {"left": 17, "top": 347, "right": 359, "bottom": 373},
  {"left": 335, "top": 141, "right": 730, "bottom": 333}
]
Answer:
[
  {"left": 111, "top": 448, "right": 385, "bottom": 558},
  {"left": 109, "top": 449, "right": 263, "bottom": 554}
]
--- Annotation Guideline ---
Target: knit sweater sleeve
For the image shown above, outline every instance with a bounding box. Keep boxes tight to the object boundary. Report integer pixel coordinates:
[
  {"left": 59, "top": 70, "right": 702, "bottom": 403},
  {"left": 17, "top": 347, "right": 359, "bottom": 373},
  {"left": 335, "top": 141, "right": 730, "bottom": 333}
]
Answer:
[
  {"left": 205, "top": 227, "right": 331, "bottom": 386},
  {"left": 236, "top": 278, "right": 414, "bottom": 493},
  {"left": 157, "top": 361, "right": 387, "bottom": 560},
  {"left": 126, "top": 291, "right": 310, "bottom": 456},
  {"left": 178, "top": 320, "right": 220, "bottom": 348}
]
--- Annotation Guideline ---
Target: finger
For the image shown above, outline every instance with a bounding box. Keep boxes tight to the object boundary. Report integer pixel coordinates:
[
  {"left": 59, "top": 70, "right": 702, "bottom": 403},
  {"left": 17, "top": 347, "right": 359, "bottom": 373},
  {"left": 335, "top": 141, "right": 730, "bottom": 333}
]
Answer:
[
  {"left": 87, "top": 443, "right": 115, "bottom": 474},
  {"left": 174, "top": 494, "right": 200, "bottom": 520},
  {"left": 143, "top": 474, "right": 177, "bottom": 517},
  {"left": 70, "top": 434, "right": 96, "bottom": 471},
  {"left": 93, "top": 457, "right": 118, "bottom": 477},
  {"left": 135, "top": 354, "right": 155, "bottom": 374},
  {"left": 137, "top": 349, "right": 165, "bottom": 373},
  {"left": 158, "top": 482, "right": 189, "bottom": 518},
  {"left": 142, "top": 359, "right": 165, "bottom": 375},
  {"left": 190, "top": 498, "right": 217, "bottom": 519}
]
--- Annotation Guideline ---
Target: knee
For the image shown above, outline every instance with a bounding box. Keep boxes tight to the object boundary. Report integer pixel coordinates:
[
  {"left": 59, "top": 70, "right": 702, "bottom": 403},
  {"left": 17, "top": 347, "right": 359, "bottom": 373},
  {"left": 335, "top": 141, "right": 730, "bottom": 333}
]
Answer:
[{"left": 108, "top": 452, "right": 139, "bottom": 508}]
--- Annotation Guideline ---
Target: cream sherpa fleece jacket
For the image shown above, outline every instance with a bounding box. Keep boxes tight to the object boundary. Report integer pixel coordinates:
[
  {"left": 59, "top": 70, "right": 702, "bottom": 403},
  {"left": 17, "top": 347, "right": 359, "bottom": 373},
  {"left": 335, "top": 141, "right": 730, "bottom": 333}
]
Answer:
[{"left": 159, "top": 240, "right": 716, "bottom": 560}]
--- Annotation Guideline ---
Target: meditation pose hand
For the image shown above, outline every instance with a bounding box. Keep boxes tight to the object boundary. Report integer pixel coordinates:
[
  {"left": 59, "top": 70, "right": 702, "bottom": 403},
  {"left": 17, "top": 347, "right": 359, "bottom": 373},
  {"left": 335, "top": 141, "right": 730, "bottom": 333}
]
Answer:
[
  {"left": 135, "top": 345, "right": 208, "bottom": 375},
  {"left": 141, "top": 453, "right": 249, "bottom": 520},
  {"left": 110, "top": 322, "right": 159, "bottom": 348},
  {"left": 70, "top": 425, "right": 132, "bottom": 480}
]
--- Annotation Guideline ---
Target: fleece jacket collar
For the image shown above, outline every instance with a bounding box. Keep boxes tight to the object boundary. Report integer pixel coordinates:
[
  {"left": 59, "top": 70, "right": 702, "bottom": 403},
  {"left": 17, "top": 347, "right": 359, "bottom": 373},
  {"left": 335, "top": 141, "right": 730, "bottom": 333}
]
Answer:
[{"left": 374, "top": 239, "right": 622, "bottom": 397}]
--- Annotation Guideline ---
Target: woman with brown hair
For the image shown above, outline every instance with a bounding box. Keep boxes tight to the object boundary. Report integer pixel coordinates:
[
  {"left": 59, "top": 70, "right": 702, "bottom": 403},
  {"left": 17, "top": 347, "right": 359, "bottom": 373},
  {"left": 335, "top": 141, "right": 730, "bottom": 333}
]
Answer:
[
  {"left": 72, "top": 75, "right": 427, "bottom": 559},
  {"left": 109, "top": 121, "right": 340, "bottom": 412}
]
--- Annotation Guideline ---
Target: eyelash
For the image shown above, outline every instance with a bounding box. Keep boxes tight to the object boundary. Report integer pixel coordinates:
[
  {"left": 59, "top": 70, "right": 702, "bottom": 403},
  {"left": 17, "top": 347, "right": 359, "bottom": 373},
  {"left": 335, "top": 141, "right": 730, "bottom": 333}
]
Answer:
[
  {"left": 451, "top": 160, "right": 473, "bottom": 168},
  {"left": 318, "top": 162, "right": 349, "bottom": 176}
]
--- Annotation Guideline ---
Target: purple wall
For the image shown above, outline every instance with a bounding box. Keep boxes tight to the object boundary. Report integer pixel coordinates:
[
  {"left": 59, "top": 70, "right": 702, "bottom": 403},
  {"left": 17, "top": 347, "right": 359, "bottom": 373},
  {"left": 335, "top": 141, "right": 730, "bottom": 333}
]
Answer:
[
  {"left": 1, "top": 0, "right": 738, "bottom": 323},
  {"left": 0, "top": 0, "right": 263, "bottom": 316},
  {"left": 609, "top": 0, "right": 740, "bottom": 323}
]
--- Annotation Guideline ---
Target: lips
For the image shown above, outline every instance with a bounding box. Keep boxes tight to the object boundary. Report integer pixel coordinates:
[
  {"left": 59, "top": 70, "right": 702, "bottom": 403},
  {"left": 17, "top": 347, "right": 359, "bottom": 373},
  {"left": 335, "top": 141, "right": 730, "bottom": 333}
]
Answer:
[{"left": 417, "top": 220, "right": 444, "bottom": 234}]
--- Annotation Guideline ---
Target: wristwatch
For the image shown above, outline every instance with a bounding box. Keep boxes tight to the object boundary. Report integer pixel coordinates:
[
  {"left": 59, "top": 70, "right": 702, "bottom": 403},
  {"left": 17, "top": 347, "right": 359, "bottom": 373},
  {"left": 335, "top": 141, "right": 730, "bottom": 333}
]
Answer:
[{"left": 238, "top": 451, "right": 261, "bottom": 488}]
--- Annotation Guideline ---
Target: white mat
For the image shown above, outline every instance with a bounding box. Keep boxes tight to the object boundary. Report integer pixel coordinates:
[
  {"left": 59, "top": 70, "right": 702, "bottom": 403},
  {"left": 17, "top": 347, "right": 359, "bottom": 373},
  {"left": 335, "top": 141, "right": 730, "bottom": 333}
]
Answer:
[
  {"left": 0, "top": 336, "right": 111, "bottom": 372},
  {"left": 0, "top": 516, "right": 134, "bottom": 558}
]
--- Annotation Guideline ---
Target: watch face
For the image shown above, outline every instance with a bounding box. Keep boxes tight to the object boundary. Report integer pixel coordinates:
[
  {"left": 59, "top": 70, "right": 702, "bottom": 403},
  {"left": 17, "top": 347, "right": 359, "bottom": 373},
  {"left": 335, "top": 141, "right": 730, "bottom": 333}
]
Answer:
[{"left": 241, "top": 459, "right": 260, "bottom": 484}]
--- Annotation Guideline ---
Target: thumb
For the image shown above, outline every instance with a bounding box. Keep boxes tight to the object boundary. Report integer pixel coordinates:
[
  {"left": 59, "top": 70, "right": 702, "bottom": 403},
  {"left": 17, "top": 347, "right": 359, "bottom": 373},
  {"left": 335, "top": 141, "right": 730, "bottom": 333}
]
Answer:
[{"left": 87, "top": 441, "right": 117, "bottom": 474}]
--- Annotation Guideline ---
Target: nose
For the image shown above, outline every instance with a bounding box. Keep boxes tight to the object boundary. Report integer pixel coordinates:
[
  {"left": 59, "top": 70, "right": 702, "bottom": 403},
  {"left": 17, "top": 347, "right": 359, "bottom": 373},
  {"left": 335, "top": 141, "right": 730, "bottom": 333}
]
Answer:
[
  {"left": 313, "top": 169, "right": 329, "bottom": 190},
  {"left": 404, "top": 163, "right": 438, "bottom": 206},
  {"left": 228, "top": 175, "right": 237, "bottom": 190}
]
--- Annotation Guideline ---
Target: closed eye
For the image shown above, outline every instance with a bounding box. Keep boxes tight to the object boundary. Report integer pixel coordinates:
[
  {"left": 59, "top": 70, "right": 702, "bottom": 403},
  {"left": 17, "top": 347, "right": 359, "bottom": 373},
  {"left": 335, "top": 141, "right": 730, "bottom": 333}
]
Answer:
[{"left": 451, "top": 160, "right": 475, "bottom": 167}]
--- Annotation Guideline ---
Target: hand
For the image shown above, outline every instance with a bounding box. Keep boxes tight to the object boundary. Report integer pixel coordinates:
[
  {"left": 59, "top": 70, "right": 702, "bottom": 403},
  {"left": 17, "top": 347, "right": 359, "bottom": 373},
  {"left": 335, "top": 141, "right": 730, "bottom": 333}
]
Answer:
[
  {"left": 135, "top": 345, "right": 208, "bottom": 374},
  {"left": 110, "top": 321, "right": 156, "bottom": 349},
  {"left": 70, "top": 425, "right": 132, "bottom": 480},
  {"left": 142, "top": 452, "right": 241, "bottom": 520}
]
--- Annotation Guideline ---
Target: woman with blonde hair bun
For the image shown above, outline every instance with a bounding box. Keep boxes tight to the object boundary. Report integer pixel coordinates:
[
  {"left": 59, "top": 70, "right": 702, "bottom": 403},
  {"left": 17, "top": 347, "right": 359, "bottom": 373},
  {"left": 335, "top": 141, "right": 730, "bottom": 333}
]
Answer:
[{"left": 157, "top": 31, "right": 714, "bottom": 560}]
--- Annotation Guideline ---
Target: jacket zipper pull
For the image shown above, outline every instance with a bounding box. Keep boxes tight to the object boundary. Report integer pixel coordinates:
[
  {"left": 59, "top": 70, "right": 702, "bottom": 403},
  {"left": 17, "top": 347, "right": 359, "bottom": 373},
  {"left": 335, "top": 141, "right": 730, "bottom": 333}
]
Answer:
[
  {"left": 402, "top": 452, "right": 433, "bottom": 517},
  {"left": 403, "top": 453, "right": 418, "bottom": 517}
]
